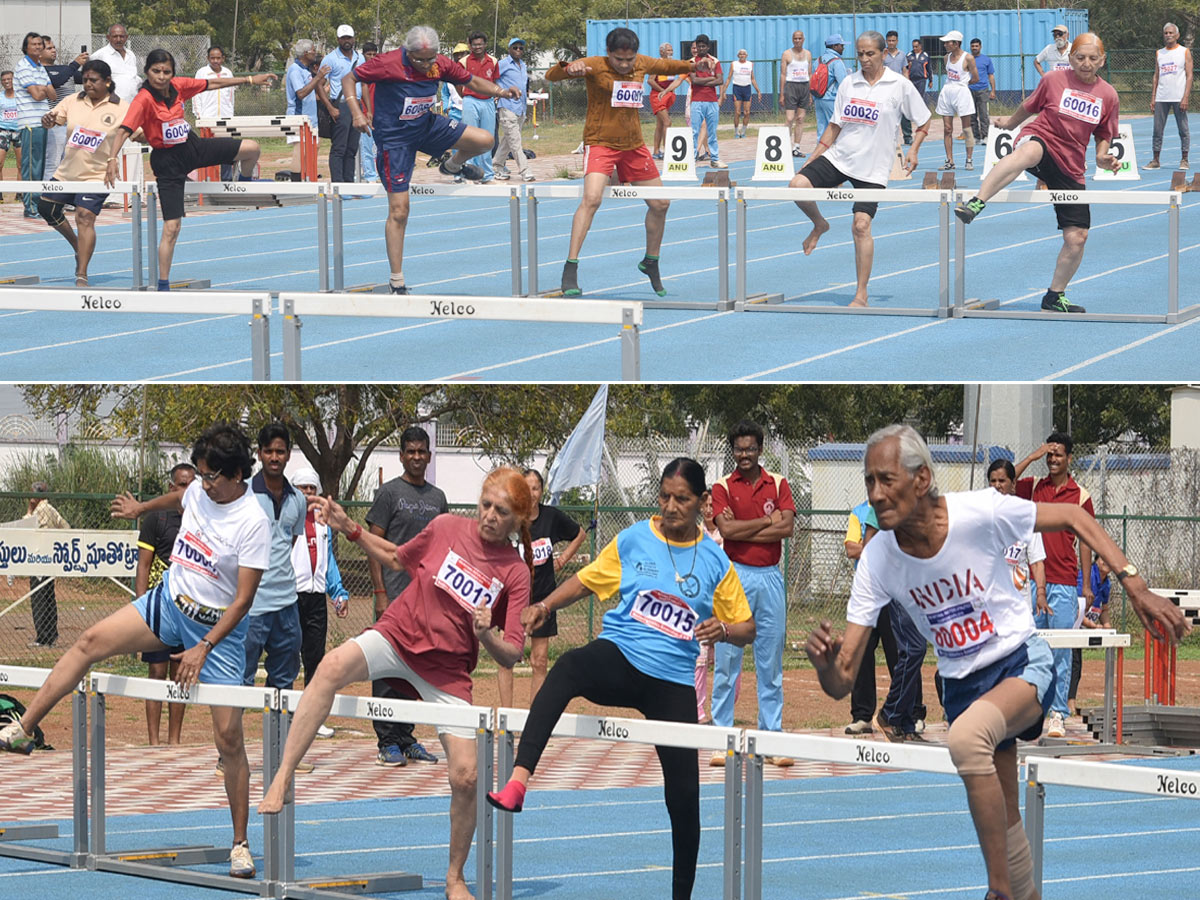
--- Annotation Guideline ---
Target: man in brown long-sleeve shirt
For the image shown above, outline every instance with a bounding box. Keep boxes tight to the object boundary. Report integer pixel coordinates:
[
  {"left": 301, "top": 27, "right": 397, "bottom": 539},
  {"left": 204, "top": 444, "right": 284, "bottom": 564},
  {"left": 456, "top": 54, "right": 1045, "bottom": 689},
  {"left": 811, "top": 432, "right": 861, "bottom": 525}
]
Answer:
[{"left": 546, "top": 27, "right": 705, "bottom": 297}]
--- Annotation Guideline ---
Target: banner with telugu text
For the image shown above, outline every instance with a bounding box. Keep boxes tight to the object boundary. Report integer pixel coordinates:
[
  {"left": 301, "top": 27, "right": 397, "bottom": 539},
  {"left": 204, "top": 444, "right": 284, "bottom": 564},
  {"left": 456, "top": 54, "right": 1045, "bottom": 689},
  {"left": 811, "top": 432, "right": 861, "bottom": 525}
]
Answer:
[{"left": 0, "top": 528, "right": 139, "bottom": 578}]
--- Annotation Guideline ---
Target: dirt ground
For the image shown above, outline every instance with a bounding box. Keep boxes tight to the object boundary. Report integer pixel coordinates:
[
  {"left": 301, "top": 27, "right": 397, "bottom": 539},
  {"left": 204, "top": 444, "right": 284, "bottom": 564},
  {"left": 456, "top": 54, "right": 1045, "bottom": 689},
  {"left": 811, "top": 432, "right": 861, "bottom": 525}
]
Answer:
[{"left": 16, "top": 652, "right": 1198, "bottom": 752}]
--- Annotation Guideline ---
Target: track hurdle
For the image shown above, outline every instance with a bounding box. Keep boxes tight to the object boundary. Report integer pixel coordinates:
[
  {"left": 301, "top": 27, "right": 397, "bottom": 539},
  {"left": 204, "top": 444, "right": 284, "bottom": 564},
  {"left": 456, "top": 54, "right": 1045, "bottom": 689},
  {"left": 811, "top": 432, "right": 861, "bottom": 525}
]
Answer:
[
  {"left": 0, "top": 665, "right": 88, "bottom": 868},
  {"left": 0, "top": 180, "right": 145, "bottom": 290},
  {"left": 329, "top": 182, "right": 523, "bottom": 295},
  {"left": 732, "top": 187, "right": 954, "bottom": 315},
  {"left": 273, "top": 690, "right": 493, "bottom": 899},
  {"left": 739, "top": 730, "right": 956, "bottom": 900},
  {"left": 196, "top": 115, "right": 319, "bottom": 182},
  {"left": 1024, "top": 756, "right": 1200, "bottom": 893},
  {"left": 87, "top": 672, "right": 278, "bottom": 892},
  {"left": 1036, "top": 629, "right": 1130, "bottom": 748},
  {"left": 952, "top": 188, "right": 1193, "bottom": 322},
  {"left": 525, "top": 184, "right": 733, "bottom": 309},
  {"left": 493, "top": 708, "right": 744, "bottom": 900},
  {"left": 0, "top": 288, "right": 272, "bottom": 379},
  {"left": 277, "top": 291, "right": 643, "bottom": 380}
]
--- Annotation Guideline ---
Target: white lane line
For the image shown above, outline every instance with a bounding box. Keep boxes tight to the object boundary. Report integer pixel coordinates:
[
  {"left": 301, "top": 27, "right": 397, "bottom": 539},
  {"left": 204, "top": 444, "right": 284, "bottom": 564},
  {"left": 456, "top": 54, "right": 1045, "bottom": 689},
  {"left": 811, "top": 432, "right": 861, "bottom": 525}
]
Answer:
[{"left": 0, "top": 314, "right": 237, "bottom": 358}]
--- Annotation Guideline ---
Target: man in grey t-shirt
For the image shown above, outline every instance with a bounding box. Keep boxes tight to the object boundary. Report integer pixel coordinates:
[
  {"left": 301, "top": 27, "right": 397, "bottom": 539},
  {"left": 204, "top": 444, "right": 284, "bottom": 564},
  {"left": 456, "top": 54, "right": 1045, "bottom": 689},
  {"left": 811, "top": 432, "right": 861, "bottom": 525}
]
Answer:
[{"left": 365, "top": 425, "right": 448, "bottom": 765}]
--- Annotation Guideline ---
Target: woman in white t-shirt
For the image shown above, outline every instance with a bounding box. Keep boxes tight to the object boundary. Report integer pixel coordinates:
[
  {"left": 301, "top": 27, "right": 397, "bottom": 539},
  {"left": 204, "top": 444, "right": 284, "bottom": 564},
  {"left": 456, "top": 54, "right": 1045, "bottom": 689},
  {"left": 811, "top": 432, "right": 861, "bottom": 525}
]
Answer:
[
  {"left": 806, "top": 425, "right": 1186, "bottom": 900},
  {"left": 719, "top": 49, "right": 760, "bottom": 139},
  {"left": 0, "top": 422, "right": 271, "bottom": 881}
]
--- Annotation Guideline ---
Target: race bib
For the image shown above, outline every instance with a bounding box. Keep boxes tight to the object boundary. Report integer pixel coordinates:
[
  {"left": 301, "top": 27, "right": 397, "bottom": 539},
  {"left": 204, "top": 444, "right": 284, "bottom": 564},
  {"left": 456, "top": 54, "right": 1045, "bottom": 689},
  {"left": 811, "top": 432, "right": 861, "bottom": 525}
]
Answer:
[
  {"left": 787, "top": 60, "right": 809, "bottom": 81},
  {"left": 948, "top": 68, "right": 963, "bottom": 82},
  {"left": 434, "top": 548, "right": 504, "bottom": 613},
  {"left": 67, "top": 126, "right": 105, "bottom": 152},
  {"left": 1053, "top": 62, "right": 1072, "bottom": 71},
  {"left": 531, "top": 536, "right": 554, "bottom": 566},
  {"left": 1160, "top": 62, "right": 1178, "bottom": 75},
  {"left": 841, "top": 98, "right": 880, "bottom": 126},
  {"left": 1003, "top": 543, "right": 1030, "bottom": 592},
  {"left": 171, "top": 529, "right": 220, "bottom": 581},
  {"left": 611, "top": 81, "right": 643, "bottom": 108},
  {"left": 1058, "top": 89, "right": 1102, "bottom": 125},
  {"left": 630, "top": 589, "right": 697, "bottom": 640},
  {"left": 399, "top": 94, "right": 436, "bottom": 120},
  {"left": 2, "top": 108, "right": 17, "bottom": 121},
  {"left": 162, "top": 118, "right": 190, "bottom": 146},
  {"left": 926, "top": 603, "right": 996, "bottom": 660}
]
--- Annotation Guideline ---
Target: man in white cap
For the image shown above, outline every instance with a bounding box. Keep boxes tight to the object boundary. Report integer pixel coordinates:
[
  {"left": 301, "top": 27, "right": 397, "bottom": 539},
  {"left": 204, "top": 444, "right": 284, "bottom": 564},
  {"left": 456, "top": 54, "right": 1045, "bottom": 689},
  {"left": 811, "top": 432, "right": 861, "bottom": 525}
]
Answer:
[
  {"left": 814, "top": 34, "right": 848, "bottom": 139},
  {"left": 1035, "top": 25, "right": 1071, "bottom": 79},
  {"left": 935, "top": 30, "right": 978, "bottom": 170},
  {"left": 321, "top": 25, "right": 365, "bottom": 181}
]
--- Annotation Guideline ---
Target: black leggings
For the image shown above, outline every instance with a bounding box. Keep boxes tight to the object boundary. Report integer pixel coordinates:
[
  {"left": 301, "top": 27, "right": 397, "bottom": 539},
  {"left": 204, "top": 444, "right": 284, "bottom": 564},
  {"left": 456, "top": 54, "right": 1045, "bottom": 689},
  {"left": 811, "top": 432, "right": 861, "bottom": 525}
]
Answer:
[{"left": 514, "top": 639, "right": 701, "bottom": 900}]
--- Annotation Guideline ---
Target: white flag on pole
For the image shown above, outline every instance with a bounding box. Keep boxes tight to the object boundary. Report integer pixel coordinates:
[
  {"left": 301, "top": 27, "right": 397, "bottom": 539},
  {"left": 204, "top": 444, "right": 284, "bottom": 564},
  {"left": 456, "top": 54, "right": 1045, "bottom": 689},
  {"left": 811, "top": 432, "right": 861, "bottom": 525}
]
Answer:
[{"left": 546, "top": 384, "right": 608, "bottom": 502}]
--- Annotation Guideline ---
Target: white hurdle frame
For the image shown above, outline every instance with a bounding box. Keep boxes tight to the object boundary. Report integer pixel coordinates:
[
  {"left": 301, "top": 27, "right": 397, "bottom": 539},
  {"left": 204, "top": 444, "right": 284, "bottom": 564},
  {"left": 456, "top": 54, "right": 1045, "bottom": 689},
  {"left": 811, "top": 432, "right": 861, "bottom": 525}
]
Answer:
[
  {"left": 1024, "top": 757, "right": 1200, "bottom": 893},
  {"left": 0, "top": 288, "right": 272, "bottom": 379},
  {"left": 0, "top": 180, "right": 144, "bottom": 290},
  {"left": 733, "top": 187, "right": 954, "bottom": 315},
  {"left": 0, "top": 665, "right": 88, "bottom": 867},
  {"left": 329, "top": 182, "right": 524, "bottom": 295},
  {"left": 493, "top": 708, "right": 744, "bottom": 900},
  {"left": 1037, "top": 629, "right": 1130, "bottom": 748},
  {"left": 274, "top": 689, "right": 493, "bottom": 899},
  {"left": 525, "top": 184, "right": 733, "bottom": 309},
  {"left": 740, "top": 730, "right": 956, "bottom": 900},
  {"left": 952, "top": 188, "right": 1192, "bottom": 322},
  {"left": 88, "top": 672, "right": 277, "bottom": 894},
  {"left": 277, "top": 291, "right": 643, "bottom": 380}
]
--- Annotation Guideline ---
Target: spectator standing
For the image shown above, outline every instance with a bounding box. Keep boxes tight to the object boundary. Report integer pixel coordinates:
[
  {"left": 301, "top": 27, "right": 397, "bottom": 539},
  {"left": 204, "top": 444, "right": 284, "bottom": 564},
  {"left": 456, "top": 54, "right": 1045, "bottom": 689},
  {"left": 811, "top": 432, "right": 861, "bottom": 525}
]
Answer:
[
  {"left": 285, "top": 40, "right": 330, "bottom": 178},
  {"left": 14, "top": 33, "right": 55, "bottom": 218},
  {"left": 814, "top": 35, "right": 848, "bottom": 140},
  {"left": 358, "top": 42, "right": 380, "bottom": 183},
  {"left": 648, "top": 42, "right": 684, "bottom": 160},
  {"left": 461, "top": 31, "right": 500, "bottom": 183},
  {"left": 194, "top": 46, "right": 235, "bottom": 180},
  {"left": 969, "top": 38, "right": 997, "bottom": 142},
  {"left": 709, "top": 421, "right": 795, "bottom": 767},
  {"left": 441, "top": 43, "right": 470, "bottom": 122},
  {"left": 1, "top": 72, "right": 24, "bottom": 195},
  {"left": 1147, "top": 23, "right": 1192, "bottom": 171},
  {"left": 365, "top": 426, "right": 448, "bottom": 765},
  {"left": 1035, "top": 25, "right": 1071, "bottom": 78},
  {"left": 322, "top": 25, "right": 365, "bottom": 182},
  {"left": 843, "top": 499, "right": 893, "bottom": 734},
  {"left": 719, "top": 49, "right": 760, "bottom": 140},
  {"left": 39, "top": 36, "right": 86, "bottom": 179},
  {"left": 27, "top": 481, "right": 70, "bottom": 647},
  {"left": 136, "top": 463, "right": 196, "bottom": 744},
  {"left": 493, "top": 38, "right": 533, "bottom": 182},
  {"left": 91, "top": 24, "right": 140, "bottom": 102},
  {"left": 1072, "top": 558, "right": 1112, "bottom": 715},
  {"left": 882, "top": 31, "right": 911, "bottom": 144},
  {"left": 781, "top": 30, "right": 813, "bottom": 157},
  {"left": 289, "top": 467, "right": 349, "bottom": 738},
  {"left": 1013, "top": 434, "right": 1096, "bottom": 738},
  {"left": 689, "top": 34, "right": 725, "bottom": 169},
  {"left": 906, "top": 39, "right": 931, "bottom": 137}
]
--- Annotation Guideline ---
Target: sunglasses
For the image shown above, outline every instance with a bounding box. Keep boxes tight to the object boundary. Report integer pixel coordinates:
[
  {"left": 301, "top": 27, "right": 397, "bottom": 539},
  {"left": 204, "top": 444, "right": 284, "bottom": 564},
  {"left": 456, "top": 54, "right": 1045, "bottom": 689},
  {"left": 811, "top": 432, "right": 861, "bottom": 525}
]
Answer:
[{"left": 1052, "top": 31, "right": 1066, "bottom": 36}]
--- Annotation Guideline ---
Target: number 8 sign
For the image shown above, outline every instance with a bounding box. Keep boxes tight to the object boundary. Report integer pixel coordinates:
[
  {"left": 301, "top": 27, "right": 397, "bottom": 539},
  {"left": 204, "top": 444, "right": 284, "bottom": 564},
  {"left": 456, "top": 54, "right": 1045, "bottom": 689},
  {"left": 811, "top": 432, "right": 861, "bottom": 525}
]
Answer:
[{"left": 981, "top": 126, "right": 1029, "bottom": 181}]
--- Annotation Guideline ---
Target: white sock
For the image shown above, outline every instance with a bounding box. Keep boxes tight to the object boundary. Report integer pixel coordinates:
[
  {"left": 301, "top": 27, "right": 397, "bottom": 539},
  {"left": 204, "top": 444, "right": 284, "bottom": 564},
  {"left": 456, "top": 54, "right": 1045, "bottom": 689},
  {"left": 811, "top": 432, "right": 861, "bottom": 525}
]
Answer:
[
  {"left": 389, "top": 272, "right": 405, "bottom": 288},
  {"left": 442, "top": 156, "right": 463, "bottom": 173}
]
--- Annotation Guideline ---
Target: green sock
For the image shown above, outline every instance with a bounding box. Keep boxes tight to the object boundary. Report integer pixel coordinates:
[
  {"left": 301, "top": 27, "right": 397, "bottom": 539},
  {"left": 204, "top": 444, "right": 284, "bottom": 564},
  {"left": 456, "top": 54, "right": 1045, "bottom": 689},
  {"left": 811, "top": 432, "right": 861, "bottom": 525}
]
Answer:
[
  {"left": 562, "top": 260, "right": 581, "bottom": 296},
  {"left": 638, "top": 255, "right": 666, "bottom": 296}
]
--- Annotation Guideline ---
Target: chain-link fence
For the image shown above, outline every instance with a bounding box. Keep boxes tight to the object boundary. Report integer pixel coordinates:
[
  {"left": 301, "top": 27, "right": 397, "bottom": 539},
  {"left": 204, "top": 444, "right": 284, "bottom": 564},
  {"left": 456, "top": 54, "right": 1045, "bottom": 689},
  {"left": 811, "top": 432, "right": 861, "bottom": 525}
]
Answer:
[{"left": 4, "top": 440, "right": 1200, "bottom": 670}]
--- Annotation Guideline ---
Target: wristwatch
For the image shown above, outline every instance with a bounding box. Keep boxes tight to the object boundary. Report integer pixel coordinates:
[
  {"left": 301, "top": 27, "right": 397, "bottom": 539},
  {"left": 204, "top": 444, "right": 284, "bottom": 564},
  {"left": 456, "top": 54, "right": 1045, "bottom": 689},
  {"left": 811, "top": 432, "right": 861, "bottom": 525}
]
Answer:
[{"left": 1115, "top": 564, "right": 1139, "bottom": 582}]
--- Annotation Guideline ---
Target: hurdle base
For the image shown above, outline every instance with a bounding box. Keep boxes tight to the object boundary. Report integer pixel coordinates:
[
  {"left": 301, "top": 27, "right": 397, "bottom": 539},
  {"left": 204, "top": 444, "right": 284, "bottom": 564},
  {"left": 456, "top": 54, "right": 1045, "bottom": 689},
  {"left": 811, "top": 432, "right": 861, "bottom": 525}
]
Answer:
[
  {"left": 960, "top": 297, "right": 1000, "bottom": 311},
  {"left": 343, "top": 283, "right": 392, "bottom": 294},
  {"left": 0, "top": 824, "right": 58, "bottom": 842},
  {"left": 735, "top": 291, "right": 786, "bottom": 311},
  {"left": 643, "top": 297, "right": 736, "bottom": 311},
  {"left": 98, "top": 844, "right": 230, "bottom": 866},
  {"left": 139, "top": 278, "right": 212, "bottom": 291},
  {"left": 744, "top": 301, "right": 943, "bottom": 316},
  {"left": 91, "top": 855, "right": 269, "bottom": 895},
  {"left": 283, "top": 870, "right": 423, "bottom": 898},
  {"left": 0, "top": 275, "right": 40, "bottom": 286}
]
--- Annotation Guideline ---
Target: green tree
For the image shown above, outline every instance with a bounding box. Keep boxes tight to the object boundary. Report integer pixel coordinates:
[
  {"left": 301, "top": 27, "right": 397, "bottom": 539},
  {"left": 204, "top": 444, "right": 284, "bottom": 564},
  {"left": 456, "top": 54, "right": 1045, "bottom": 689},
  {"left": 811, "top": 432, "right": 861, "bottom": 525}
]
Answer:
[{"left": 1055, "top": 385, "right": 1172, "bottom": 449}]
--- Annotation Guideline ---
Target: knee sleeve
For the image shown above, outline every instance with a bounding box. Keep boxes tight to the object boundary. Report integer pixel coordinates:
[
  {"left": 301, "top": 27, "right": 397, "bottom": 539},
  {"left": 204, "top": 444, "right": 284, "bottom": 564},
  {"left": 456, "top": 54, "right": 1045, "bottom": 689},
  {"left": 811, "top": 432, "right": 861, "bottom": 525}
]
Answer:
[
  {"left": 1007, "top": 820, "right": 1038, "bottom": 900},
  {"left": 964, "top": 130, "right": 976, "bottom": 151},
  {"left": 946, "top": 699, "right": 1008, "bottom": 776},
  {"left": 37, "top": 194, "right": 66, "bottom": 227}
]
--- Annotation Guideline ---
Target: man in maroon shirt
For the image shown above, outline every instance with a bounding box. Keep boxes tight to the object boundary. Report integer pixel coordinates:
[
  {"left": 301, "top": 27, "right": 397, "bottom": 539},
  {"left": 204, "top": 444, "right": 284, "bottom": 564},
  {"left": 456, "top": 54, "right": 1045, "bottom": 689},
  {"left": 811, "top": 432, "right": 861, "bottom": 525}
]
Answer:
[
  {"left": 460, "top": 30, "right": 498, "bottom": 182},
  {"left": 1013, "top": 431, "right": 1094, "bottom": 737}
]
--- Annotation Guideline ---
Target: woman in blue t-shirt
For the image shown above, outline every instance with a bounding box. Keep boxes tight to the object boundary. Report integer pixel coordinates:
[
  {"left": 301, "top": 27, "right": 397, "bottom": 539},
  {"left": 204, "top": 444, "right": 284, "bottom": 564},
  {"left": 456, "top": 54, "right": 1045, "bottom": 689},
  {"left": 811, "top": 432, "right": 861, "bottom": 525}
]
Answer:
[{"left": 487, "top": 457, "right": 754, "bottom": 900}]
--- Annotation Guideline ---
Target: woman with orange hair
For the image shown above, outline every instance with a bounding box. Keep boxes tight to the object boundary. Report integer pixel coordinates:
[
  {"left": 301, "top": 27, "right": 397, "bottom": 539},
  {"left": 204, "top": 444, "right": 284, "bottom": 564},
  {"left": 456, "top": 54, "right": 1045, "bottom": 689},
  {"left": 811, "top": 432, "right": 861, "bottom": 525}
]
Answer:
[
  {"left": 956, "top": 33, "right": 1120, "bottom": 315},
  {"left": 260, "top": 466, "right": 533, "bottom": 900}
]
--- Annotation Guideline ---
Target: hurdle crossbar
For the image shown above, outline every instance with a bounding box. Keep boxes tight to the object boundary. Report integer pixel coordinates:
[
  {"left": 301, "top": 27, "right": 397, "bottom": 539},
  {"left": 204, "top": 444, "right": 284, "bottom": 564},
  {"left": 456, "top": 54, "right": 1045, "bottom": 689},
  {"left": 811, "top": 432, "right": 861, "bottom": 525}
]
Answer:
[
  {"left": 275, "top": 688, "right": 492, "bottom": 899},
  {"left": 330, "top": 182, "right": 523, "bottom": 296},
  {"left": 1034, "top": 630, "right": 1130, "bottom": 747},
  {"left": 525, "top": 184, "right": 732, "bottom": 309},
  {"left": 0, "top": 665, "right": 88, "bottom": 868},
  {"left": 278, "top": 292, "right": 643, "bottom": 380},
  {"left": 733, "top": 186, "right": 954, "bottom": 315},
  {"left": 493, "top": 708, "right": 743, "bottom": 900},
  {"left": 1025, "top": 756, "right": 1200, "bottom": 892},
  {"left": 88, "top": 672, "right": 277, "bottom": 893},
  {"left": 0, "top": 288, "right": 272, "bottom": 380},
  {"left": 952, "top": 188, "right": 1192, "bottom": 322}
]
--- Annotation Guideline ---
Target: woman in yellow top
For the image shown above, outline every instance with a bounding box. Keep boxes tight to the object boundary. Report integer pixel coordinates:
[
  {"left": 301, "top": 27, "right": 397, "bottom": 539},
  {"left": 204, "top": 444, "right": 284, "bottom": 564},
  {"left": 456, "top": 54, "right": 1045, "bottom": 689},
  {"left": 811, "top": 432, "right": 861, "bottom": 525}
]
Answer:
[{"left": 488, "top": 457, "right": 753, "bottom": 900}]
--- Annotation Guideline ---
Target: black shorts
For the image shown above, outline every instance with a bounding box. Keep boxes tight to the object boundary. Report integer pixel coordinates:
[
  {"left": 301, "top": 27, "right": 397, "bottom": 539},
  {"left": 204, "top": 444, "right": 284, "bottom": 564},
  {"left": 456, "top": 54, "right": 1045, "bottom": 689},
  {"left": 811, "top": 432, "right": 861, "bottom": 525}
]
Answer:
[
  {"left": 528, "top": 605, "right": 558, "bottom": 639},
  {"left": 142, "top": 646, "right": 184, "bottom": 664},
  {"left": 150, "top": 132, "right": 242, "bottom": 220},
  {"left": 1024, "top": 136, "right": 1089, "bottom": 231},
  {"left": 798, "top": 154, "right": 885, "bottom": 218},
  {"left": 39, "top": 182, "right": 108, "bottom": 225}
]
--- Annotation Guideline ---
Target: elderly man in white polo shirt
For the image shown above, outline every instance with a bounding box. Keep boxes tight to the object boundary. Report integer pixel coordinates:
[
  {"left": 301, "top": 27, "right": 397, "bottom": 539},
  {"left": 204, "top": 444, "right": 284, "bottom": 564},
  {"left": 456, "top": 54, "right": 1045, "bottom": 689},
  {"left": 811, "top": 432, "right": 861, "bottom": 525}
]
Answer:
[
  {"left": 1034, "top": 24, "right": 1071, "bottom": 79},
  {"left": 787, "top": 30, "right": 930, "bottom": 308},
  {"left": 91, "top": 24, "right": 139, "bottom": 102},
  {"left": 194, "top": 45, "right": 235, "bottom": 179}
]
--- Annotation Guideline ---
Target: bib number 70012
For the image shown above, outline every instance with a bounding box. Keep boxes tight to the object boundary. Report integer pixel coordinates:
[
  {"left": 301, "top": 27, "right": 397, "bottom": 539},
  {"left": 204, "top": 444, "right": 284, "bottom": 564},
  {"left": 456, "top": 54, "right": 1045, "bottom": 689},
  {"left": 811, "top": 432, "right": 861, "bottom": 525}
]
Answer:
[{"left": 434, "top": 549, "right": 504, "bottom": 613}]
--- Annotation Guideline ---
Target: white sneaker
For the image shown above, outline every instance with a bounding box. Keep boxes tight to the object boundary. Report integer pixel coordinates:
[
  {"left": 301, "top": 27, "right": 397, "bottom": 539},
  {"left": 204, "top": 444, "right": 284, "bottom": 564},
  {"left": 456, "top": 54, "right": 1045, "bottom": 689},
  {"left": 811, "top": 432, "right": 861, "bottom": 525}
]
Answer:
[
  {"left": 1046, "top": 711, "right": 1066, "bottom": 738},
  {"left": 316, "top": 724, "right": 334, "bottom": 739},
  {"left": 229, "top": 841, "right": 255, "bottom": 879},
  {"left": 844, "top": 719, "right": 873, "bottom": 735},
  {"left": 709, "top": 751, "right": 726, "bottom": 768},
  {"left": 709, "top": 159, "right": 728, "bottom": 169},
  {"left": 914, "top": 718, "right": 926, "bottom": 734}
]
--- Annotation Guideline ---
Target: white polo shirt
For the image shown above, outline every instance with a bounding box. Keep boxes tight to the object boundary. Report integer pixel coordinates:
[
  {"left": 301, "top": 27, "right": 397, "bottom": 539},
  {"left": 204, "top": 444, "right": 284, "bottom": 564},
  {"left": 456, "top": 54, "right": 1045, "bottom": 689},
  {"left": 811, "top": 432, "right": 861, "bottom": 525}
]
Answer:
[
  {"left": 825, "top": 67, "right": 930, "bottom": 186},
  {"left": 192, "top": 65, "right": 234, "bottom": 118},
  {"left": 91, "top": 44, "right": 141, "bottom": 102}
]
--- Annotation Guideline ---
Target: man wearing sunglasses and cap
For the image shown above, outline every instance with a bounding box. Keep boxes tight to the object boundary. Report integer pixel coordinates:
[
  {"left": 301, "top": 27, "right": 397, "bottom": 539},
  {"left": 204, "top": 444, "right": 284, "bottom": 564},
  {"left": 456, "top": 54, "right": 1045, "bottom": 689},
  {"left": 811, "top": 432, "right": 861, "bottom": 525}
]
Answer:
[
  {"left": 1035, "top": 25, "right": 1071, "bottom": 78},
  {"left": 493, "top": 38, "right": 534, "bottom": 182}
]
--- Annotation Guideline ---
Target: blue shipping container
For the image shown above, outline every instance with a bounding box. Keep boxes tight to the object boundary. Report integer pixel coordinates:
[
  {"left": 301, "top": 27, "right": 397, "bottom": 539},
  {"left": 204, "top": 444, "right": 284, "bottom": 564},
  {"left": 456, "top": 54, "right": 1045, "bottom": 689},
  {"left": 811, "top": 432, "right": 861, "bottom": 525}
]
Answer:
[{"left": 586, "top": 9, "right": 1090, "bottom": 96}]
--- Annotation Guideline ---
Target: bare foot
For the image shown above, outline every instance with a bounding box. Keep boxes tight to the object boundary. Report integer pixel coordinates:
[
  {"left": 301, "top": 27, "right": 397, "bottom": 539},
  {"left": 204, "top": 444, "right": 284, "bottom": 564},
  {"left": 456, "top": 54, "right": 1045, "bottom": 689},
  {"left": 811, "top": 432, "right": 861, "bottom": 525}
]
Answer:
[
  {"left": 445, "top": 876, "right": 474, "bottom": 900},
  {"left": 802, "top": 219, "right": 829, "bottom": 255},
  {"left": 257, "top": 781, "right": 288, "bottom": 815},
  {"left": 849, "top": 292, "right": 869, "bottom": 308}
]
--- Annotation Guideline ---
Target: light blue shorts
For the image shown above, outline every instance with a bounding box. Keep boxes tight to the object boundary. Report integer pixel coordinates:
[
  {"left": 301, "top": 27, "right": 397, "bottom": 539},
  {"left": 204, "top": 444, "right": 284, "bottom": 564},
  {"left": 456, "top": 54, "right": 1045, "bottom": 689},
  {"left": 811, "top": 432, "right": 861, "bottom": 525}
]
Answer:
[
  {"left": 132, "top": 570, "right": 248, "bottom": 685},
  {"left": 942, "top": 634, "right": 1056, "bottom": 748}
]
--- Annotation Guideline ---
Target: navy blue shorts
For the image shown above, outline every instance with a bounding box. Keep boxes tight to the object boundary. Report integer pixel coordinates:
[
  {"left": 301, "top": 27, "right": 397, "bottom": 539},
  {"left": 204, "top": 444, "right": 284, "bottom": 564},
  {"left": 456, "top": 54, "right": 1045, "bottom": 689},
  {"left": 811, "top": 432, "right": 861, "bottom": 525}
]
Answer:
[
  {"left": 942, "top": 635, "right": 1056, "bottom": 750},
  {"left": 379, "top": 115, "right": 468, "bottom": 193},
  {"left": 731, "top": 83, "right": 753, "bottom": 102},
  {"left": 39, "top": 183, "right": 109, "bottom": 226}
]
